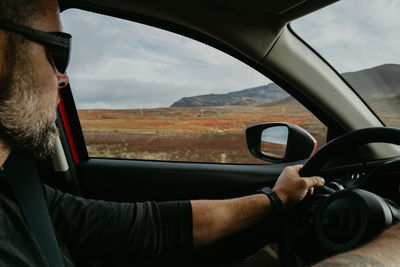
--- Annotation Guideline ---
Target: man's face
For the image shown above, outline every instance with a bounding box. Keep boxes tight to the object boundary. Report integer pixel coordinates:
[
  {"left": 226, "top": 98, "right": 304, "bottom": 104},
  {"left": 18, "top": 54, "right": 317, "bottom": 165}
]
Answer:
[{"left": 0, "top": 0, "right": 69, "bottom": 159}]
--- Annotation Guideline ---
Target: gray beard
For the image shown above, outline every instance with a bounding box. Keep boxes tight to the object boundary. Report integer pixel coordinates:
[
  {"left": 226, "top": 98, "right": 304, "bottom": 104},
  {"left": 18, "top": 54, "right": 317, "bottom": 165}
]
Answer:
[{"left": 0, "top": 46, "right": 58, "bottom": 159}]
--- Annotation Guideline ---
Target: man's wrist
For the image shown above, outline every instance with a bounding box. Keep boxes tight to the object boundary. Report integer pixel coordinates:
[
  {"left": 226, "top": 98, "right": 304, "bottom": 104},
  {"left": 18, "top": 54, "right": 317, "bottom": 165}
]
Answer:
[
  {"left": 256, "top": 187, "right": 285, "bottom": 214},
  {"left": 272, "top": 188, "right": 288, "bottom": 206}
]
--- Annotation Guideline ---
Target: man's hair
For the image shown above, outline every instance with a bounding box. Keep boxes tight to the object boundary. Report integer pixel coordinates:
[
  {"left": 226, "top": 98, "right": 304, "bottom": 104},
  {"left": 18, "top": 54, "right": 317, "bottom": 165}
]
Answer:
[{"left": 0, "top": 0, "right": 43, "bottom": 26}]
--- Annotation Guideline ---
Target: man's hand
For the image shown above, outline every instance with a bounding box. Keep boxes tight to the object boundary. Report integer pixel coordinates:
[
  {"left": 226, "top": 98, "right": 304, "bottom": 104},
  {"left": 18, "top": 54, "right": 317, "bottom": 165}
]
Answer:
[{"left": 273, "top": 165, "right": 325, "bottom": 207}]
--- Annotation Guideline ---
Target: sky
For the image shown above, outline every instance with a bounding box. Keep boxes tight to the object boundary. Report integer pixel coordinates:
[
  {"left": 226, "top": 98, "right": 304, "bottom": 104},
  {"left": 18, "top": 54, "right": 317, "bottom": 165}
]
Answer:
[
  {"left": 291, "top": 0, "right": 400, "bottom": 73},
  {"left": 60, "top": 0, "right": 400, "bottom": 110}
]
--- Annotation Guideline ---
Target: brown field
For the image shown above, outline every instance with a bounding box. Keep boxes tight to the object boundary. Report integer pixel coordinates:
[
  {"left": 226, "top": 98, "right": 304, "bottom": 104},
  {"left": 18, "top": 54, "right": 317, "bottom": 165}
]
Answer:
[
  {"left": 78, "top": 102, "right": 328, "bottom": 164},
  {"left": 261, "top": 142, "right": 287, "bottom": 159}
]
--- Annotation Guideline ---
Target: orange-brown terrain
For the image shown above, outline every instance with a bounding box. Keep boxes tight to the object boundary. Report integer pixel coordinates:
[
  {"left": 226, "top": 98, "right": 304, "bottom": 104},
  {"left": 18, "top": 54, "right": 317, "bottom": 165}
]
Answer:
[{"left": 78, "top": 101, "right": 328, "bottom": 164}]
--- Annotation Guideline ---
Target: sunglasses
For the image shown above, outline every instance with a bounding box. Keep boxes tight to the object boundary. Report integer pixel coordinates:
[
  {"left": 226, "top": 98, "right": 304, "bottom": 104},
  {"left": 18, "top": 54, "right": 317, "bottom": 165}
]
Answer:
[{"left": 0, "top": 21, "right": 71, "bottom": 74}]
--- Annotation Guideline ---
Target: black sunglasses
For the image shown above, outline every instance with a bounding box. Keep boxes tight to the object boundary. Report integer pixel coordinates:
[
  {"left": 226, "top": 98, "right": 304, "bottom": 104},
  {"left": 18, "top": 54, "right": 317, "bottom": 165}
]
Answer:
[{"left": 0, "top": 21, "right": 71, "bottom": 74}]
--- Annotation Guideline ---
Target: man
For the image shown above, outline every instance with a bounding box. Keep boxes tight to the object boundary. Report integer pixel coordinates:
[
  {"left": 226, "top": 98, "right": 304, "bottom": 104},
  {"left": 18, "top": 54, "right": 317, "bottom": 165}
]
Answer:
[{"left": 0, "top": 0, "right": 397, "bottom": 266}]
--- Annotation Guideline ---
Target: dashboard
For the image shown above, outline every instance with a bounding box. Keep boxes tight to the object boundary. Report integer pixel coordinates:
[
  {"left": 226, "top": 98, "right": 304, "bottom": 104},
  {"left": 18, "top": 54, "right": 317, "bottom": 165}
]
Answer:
[{"left": 320, "top": 157, "right": 400, "bottom": 204}]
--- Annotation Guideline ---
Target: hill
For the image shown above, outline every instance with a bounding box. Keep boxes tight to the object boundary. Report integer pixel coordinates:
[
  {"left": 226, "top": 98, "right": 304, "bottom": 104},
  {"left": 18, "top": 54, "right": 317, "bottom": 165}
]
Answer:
[
  {"left": 171, "top": 83, "right": 289, "bottom": 107},
  {"left": 342, "top": 64, "right": 400, "bottom": 96}
]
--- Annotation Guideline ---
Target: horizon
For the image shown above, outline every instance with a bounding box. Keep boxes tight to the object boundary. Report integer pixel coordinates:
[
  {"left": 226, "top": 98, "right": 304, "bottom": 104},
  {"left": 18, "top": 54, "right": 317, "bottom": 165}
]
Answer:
[{"left": 75, "top": 63, "right": 399, "bottom": 110}]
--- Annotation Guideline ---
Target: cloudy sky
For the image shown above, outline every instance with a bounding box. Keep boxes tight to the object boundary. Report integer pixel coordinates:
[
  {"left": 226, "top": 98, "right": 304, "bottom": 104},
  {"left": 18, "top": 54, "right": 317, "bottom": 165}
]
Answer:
[
  {"left": 291, "top": 0, "right": 400, "bottom": 73},
  {"left": 60, "top": 0, "right": 399, "bottom": 109}
]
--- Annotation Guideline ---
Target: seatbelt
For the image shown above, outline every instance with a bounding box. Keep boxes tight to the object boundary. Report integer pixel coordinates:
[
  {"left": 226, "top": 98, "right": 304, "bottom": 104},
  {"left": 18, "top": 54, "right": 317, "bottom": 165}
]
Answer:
[{"left": 3, "top": 151, "right": 65, "bottom": 267}]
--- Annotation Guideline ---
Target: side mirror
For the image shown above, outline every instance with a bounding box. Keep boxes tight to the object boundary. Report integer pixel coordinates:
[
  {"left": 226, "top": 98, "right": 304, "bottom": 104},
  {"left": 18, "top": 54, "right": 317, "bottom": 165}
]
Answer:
[{"left": 246, "top": 122, "right": 317, "bottom": 163}]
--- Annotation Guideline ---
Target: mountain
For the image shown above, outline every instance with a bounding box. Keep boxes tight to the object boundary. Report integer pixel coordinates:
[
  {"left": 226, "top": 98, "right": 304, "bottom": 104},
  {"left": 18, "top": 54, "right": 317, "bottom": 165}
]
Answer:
[
  {"left": 171, "top": 84, "right": 289, "bottom": 107},
  {"left": 342, "top": 64, "right": 400, "bottom": 93},
  {"left": 171, "top": 64, "right": 400, "bottom": 107},
  {"left": 342, "top": 64, "right": 400, "bottom": 102}
]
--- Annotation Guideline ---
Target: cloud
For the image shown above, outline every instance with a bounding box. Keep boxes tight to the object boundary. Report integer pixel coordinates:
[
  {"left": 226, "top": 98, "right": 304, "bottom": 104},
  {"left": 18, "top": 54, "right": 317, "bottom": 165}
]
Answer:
[
  {"left": 70, "top": 78, "right": 197, "bottom": 109},
  {"left": 291, "top": 0, "right": 400, "bottom": 72},
  {"left": 61, "top": 9, "right": 269, "bottom": 109}
]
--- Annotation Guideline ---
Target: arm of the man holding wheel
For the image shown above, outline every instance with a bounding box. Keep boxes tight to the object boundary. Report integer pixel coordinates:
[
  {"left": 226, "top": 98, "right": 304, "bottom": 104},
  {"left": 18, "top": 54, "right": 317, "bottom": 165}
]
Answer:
[
  {"left": 314, "top": 223, "right": 400, "bottom": 266},
  {"left": 191, "top": 165, "right": 325, "bottom": 246}
]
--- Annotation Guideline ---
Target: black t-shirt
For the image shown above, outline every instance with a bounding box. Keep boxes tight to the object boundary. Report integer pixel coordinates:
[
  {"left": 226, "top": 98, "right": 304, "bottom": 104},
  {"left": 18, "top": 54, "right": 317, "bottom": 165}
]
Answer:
[{"left": 0, "top": 178, "right": 193, "bottom": 266}]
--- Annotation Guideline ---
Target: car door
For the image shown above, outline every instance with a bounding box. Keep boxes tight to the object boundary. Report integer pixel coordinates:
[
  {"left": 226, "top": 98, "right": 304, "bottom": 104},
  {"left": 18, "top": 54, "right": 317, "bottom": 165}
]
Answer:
[{"left": 52, "top": 3, "right": 333, "bottom": 264}]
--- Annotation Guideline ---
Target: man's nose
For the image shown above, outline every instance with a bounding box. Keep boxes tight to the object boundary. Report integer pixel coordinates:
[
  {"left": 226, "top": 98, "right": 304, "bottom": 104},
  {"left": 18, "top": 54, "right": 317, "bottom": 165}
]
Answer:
[{"left": 57, "top": 71, "right": 69, "bottom": 89}]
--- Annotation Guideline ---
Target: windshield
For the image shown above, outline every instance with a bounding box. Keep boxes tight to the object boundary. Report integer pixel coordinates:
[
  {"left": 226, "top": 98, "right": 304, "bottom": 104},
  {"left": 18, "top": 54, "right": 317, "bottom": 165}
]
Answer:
[{"left": 292, "top": 0, "right": 400, "bottom": 127}]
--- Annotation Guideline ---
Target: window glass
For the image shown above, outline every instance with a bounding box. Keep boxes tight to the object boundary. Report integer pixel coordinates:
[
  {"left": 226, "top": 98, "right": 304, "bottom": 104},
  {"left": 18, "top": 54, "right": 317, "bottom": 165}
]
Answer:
[
  {"left": 61, "top": 9, "right": 327, "bottom": 164},
  {"left": 292, "top": 0, "right": 400, "bottom": 127}
]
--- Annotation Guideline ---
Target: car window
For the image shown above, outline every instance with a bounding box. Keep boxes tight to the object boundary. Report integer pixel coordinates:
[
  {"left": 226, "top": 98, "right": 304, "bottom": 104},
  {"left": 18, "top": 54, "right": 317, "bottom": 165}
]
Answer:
[
  {"left": 292, "top": 0, "right": 400, "bottom": 128},
  {"left": 61, "top": 9, "right": 327, "bottom": 164}
]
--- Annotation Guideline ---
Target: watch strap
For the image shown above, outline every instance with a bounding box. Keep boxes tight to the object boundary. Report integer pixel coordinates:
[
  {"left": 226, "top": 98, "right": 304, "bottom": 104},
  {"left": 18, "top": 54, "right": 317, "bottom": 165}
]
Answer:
[{"left": 256, "top": 187, "right": 284, "bottom": 214}]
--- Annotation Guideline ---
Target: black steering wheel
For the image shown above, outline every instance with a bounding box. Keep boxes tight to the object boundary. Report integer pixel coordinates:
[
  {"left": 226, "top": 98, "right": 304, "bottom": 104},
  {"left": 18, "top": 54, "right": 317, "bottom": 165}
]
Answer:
[{"left": 279, "top": 127, "right": 400, "bottom": 266}]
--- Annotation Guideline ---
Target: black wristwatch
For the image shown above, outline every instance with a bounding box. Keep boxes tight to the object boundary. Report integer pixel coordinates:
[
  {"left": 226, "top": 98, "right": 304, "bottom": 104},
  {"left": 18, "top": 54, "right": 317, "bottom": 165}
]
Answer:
[{"left": 256, "top": 187, "right": 284, "bottom": 214}]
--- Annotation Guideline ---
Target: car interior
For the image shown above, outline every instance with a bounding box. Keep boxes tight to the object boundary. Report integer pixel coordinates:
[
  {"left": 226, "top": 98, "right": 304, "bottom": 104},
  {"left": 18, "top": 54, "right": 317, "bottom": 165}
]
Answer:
[{"left": 21, "top": 0, "right": 400, "bottom": 266}]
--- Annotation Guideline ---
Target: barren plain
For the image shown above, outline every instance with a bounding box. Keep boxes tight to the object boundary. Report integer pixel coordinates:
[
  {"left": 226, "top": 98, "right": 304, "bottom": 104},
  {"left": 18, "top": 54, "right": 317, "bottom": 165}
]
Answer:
[{"left": 79, "top": 100, "right": 327, "bottom": 164}]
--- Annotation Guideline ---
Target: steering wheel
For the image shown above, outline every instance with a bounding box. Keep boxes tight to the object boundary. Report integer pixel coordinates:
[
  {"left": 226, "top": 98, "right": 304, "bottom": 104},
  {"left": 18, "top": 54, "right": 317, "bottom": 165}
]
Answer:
[{"left": 279, "top": 127, "right": 400, "bottom": 267}]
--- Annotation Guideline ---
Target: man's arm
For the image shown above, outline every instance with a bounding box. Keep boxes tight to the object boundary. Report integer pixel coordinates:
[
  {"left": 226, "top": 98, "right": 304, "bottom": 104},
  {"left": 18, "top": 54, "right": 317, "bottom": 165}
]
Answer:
[
  {"left": 314, "top": 223, "right": 400, "bottom": 266},
  {"left": 192, "top": 165, "right": 325, "bottom": 246},
  {"left": 45, "top": 185, "right": 193, "bottom": 259}
]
